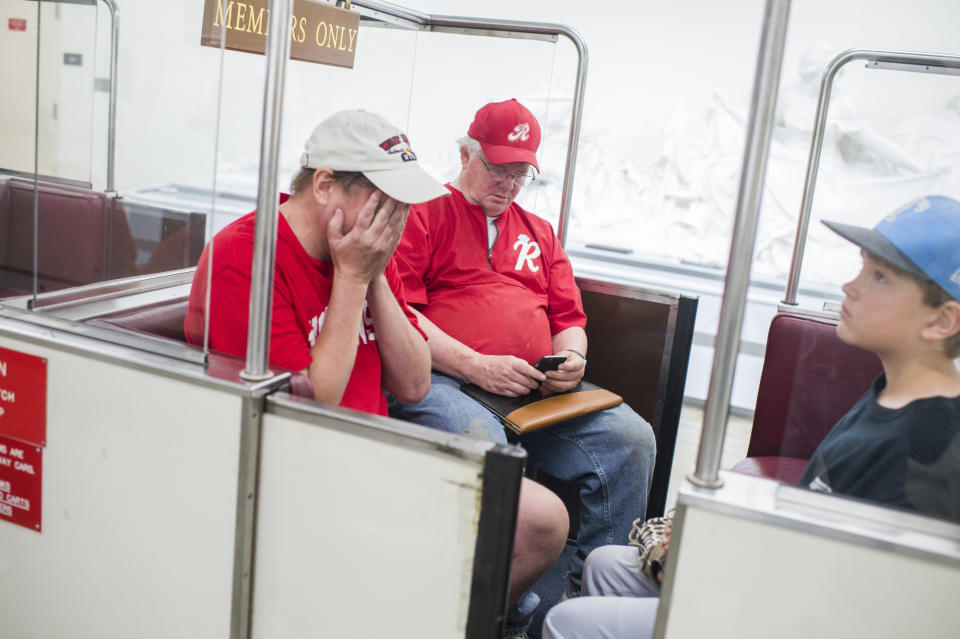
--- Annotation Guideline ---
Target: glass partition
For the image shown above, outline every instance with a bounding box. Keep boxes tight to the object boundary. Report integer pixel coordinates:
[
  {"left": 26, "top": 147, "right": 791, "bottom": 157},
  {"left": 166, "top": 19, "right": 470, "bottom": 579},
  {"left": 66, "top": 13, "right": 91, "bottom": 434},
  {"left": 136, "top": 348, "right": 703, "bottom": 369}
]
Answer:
[
  {"left": 193, "top": 10, "right": 574, "bottom": 368},
  {"left": 0, "top": 0, "right": 582, "bottom": 377},
  {"left": 712, "top": 46, "right": 960, "bottom": 526},
  {"left": 791, "top": 63, "right": 960, "bottom": 305},
  {"left": 0, "top": 0, "right": 98, "bottom": 185},
  {"left": 0, "top": 0, "right": 228, "bottom": 304}
]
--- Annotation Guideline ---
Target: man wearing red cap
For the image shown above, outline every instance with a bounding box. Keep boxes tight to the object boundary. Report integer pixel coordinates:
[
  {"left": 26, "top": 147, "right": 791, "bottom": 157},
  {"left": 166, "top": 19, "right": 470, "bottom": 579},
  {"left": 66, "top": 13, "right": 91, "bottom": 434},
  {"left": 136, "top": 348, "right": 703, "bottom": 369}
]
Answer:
[{"left": 389, "top": 99, "right": 657, "bottom": 625}]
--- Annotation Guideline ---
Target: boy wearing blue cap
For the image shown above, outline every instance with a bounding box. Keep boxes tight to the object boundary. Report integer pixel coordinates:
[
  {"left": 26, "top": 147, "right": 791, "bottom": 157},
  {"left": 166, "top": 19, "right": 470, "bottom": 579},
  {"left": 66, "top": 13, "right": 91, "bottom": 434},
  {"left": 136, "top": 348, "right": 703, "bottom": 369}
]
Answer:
[
  {"left": 799, "top": 194, "right": 960, "bottom": 518},
  {"left": 541, "top": 195, "right": 960, "bottom": 639}
]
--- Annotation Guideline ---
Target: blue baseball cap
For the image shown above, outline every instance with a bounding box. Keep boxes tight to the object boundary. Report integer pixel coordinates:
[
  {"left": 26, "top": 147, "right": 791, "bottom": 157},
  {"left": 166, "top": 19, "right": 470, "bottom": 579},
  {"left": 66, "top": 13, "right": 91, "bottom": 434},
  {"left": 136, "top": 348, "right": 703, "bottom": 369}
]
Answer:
[{"left": 823, "top": 195, "right": 960, "bottom": 303}]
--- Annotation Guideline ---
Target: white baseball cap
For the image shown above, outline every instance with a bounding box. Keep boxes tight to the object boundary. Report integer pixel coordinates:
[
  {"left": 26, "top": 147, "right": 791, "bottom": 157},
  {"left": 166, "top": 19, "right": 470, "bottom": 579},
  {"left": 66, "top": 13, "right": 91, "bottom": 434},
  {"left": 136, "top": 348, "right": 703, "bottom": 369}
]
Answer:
[{"left": 300, "top": 110, "right": 448, "bottom": 204}]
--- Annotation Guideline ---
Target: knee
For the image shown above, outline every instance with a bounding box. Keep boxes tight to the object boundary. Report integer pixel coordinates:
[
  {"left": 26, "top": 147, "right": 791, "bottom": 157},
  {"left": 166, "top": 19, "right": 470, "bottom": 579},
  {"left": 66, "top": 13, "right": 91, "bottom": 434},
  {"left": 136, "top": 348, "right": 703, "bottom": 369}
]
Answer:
[
  {"left": 612, "top": 409, "right": 657, "bottom": 461},
  {"left": 583, "top": 544, "right": 630, "bottom": 582},
  {"left": 516, "top": 478, "right": 569, "bottom": 559},
  {"left": 541, "top": 599, "right": 577, "bottom": 639}
]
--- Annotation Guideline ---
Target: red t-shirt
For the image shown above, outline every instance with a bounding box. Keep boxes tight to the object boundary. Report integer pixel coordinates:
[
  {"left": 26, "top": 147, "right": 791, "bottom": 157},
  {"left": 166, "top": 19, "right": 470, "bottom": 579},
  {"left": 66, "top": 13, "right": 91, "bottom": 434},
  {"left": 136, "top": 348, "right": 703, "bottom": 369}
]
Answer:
[
  {"left": 394, "top": 185, "right": 586, "bottom": 365},
  {"left": 185, "top": 195, "right": 422, "bottom": 416}
]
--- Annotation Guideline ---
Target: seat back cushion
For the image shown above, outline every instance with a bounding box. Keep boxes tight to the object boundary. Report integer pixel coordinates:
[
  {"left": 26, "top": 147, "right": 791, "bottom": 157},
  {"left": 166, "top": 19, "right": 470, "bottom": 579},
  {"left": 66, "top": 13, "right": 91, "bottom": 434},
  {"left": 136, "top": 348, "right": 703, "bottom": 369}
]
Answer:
[
  {"left": 90, "top": 299, "right": 189, "bottom": 342},
  {"left": 2, "top": 181, "right": 107, "bottom": 293},
  {"left": 748, "top": 313, "right": 883, "bottom": 460}
]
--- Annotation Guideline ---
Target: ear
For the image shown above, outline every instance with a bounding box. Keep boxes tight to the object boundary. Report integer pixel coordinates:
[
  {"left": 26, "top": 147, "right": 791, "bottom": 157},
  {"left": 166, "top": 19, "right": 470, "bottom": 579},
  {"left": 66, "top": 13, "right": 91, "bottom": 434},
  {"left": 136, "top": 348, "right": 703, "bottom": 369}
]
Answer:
[
  {"left": 920, "top": 300, "right": 960, "bottom": 344},
  {"left": 311, "top": 168, "right": 335, "bottom": 205},
  {"left": 459, "top": 146, "right": 471, "bottom": 170}
]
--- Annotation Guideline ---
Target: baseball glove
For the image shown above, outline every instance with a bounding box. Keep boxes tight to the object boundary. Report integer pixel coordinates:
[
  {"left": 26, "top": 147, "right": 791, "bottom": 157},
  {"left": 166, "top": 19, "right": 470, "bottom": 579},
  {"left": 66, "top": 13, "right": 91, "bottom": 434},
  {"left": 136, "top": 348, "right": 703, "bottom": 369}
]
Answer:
[{"left": 627, "top": 508, "right": 674, "bottom": 582}]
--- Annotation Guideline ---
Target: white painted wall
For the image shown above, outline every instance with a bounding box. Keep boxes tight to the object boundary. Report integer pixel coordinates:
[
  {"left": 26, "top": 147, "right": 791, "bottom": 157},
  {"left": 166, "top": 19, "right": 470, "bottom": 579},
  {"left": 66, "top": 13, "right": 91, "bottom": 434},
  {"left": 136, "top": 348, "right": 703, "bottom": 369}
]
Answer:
[
  {"left": 666, "top": 480, "right": 960, "bottom": 638},
  {"left": 0, "top": 335, "right": 243, "bottom": 638},
  {"left": 253, "top": 410, "right": 486, "bottom": 637}
]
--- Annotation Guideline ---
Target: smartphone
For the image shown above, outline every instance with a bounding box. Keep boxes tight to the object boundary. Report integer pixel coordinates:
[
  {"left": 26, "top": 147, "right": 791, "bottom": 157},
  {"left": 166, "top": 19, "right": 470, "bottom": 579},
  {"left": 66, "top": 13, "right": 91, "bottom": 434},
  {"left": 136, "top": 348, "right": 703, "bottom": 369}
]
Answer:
[{"left": 535, "top": 355, "right": 567, "bottom": 372}]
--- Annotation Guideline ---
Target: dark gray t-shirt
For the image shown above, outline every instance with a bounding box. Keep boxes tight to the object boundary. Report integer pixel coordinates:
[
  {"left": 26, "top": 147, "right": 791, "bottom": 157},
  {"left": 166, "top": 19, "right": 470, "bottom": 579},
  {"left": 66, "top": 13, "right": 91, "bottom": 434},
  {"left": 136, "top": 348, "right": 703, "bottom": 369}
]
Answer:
[{"left": 799, "top": 374, "right": 960, "bottom": 523}]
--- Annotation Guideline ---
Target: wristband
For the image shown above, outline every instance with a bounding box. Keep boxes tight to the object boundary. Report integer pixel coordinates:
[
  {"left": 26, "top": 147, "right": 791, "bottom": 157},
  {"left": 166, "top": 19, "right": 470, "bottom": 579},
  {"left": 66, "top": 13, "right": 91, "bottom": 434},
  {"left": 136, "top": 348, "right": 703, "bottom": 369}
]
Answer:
[{"left": 564, "top": 349, "right": 586, "bottom": 361}]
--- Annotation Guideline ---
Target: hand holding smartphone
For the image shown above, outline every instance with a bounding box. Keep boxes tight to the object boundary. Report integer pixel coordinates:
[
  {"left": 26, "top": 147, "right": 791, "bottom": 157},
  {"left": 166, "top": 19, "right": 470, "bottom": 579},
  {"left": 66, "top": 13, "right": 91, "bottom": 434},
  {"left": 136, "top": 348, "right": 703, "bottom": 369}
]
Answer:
[{"left": 535, "top": 355, "right": 567, "bottom": 372}]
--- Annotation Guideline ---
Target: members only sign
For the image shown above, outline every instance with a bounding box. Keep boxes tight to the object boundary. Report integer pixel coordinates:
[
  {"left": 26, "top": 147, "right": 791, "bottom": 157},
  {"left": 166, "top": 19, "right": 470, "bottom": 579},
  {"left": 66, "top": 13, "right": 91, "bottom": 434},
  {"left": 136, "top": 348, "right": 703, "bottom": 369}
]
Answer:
[{"left": 200, "top": 0, "right": 360, "bottom": 69}]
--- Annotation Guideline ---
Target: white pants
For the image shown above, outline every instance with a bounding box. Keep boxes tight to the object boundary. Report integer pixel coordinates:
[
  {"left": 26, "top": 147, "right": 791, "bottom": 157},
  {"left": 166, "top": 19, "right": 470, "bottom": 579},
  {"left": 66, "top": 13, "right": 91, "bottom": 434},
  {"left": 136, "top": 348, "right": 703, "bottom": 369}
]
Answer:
[{"left": 542, "top": 545, "right": 661, "bottom": 639}]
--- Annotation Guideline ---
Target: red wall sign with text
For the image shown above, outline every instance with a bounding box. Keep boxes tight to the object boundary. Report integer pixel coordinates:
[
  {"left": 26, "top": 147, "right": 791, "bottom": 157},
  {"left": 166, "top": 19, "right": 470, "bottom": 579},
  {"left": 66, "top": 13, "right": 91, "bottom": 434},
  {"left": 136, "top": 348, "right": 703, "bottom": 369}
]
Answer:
[
  {"left": 0, "top": 434, "right": 42, "bottom": 532},
  {"left": 0, "top": 347, "right": 47, "bottom": 447},
  {"left": 9, "top": 18, "right": 27, "bottom": 31}
]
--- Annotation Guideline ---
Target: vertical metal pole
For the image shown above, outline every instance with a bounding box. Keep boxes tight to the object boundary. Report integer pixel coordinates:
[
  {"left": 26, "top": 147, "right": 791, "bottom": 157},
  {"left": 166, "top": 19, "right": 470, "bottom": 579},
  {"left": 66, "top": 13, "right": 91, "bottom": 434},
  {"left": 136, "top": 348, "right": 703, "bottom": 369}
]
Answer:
[
  {"left": 556, "top": 28, "right": 588, "bottom": 247},
  {"left": 689, "top": 0, "right": 791, "bottom": 487},
  {"left": 100, "top": 0, "right": 119, "bottom": 193},
  {"left": 32, "top": 0, "right": 42, "bottom": 302},
  {"left": 241, "top": 0, "right": 294, "bottom": 381},
  {"left": 230, "top": 394, "right": 265, "bottom": 639}
]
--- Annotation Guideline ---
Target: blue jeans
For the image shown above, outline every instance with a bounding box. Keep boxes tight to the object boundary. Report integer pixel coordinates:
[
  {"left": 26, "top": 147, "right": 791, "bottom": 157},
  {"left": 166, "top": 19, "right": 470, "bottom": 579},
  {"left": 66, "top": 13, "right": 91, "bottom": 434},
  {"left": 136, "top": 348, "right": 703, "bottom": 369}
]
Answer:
[{"left": 387, "top": 372, "right": 657, "bottom": 588}]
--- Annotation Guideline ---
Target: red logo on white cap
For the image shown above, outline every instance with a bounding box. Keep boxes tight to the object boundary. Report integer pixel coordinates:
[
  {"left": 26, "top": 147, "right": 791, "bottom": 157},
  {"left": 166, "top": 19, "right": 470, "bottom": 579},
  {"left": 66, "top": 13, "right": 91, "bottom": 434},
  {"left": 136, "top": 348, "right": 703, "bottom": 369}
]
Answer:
[{"left": 507, "top": 123, "right": 531, "bottom": 143}]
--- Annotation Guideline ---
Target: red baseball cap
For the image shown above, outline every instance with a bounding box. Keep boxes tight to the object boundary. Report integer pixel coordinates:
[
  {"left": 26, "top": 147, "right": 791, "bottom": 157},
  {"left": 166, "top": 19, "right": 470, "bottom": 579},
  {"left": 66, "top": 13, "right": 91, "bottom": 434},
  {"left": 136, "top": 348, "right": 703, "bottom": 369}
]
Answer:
[{"left": 467, "top": 99, "right": 541, "bottom": 171}]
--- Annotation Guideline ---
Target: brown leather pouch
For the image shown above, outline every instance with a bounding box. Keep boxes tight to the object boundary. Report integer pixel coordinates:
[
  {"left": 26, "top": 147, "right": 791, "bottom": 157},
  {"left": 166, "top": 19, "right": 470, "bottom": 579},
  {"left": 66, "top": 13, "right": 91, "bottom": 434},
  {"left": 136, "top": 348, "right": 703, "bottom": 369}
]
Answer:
[
  {"left": 504, "top": 389, "right": 623, "bottom": 434},
  {"left": 460, "top": 381, "right": 623, "bottom": 435}
]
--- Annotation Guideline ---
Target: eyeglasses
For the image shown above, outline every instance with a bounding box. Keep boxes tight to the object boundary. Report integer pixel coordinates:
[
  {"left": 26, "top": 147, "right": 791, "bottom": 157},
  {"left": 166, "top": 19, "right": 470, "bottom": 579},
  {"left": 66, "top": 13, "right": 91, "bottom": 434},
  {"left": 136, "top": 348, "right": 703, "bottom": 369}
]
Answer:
[{"left": 477, "top": 153, "right": 537, "bottom": 187}]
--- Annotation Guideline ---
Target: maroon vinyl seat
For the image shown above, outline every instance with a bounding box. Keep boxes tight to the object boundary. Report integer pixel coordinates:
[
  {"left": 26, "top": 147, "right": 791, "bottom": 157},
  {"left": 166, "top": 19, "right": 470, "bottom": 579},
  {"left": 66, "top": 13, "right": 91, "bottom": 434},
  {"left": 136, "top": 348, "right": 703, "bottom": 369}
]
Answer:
[
  {"left": 2, "top": 180, "right": 109, "bottom": 294},
  {"left": 89, "top": 299, "right": 191, "bottom": 342},
  {"left": 87, "top": 297, "right": 315, "bottom": 398},
  {"left": 731, "top": 312, "right": 883, "bottom": 484},
  {"left": 0, "top": 180, "right": 10, "bottom": 277},
  {"left": 0, "top": 179, "right": 137, "bottom": 298}
]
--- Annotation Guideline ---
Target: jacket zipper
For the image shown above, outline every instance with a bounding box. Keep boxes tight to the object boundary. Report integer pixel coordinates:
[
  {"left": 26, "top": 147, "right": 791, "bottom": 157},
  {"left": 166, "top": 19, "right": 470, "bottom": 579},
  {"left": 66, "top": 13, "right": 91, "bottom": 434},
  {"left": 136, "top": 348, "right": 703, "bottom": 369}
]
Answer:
[{"left": 487, "top": 218, "right": 498, "bottom": 270}]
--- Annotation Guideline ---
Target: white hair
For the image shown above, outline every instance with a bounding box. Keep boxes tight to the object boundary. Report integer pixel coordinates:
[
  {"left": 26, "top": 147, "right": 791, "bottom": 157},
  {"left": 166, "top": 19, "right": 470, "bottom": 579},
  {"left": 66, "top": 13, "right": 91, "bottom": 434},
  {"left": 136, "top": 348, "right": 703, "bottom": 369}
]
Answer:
[{"left": 457, "top": 135, "right": 482, "bottom": 158}]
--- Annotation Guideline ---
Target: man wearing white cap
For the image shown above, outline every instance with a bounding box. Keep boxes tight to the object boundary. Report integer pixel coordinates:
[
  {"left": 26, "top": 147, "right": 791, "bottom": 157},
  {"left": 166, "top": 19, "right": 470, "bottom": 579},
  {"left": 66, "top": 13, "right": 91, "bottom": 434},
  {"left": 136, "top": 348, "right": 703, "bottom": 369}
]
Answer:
[
  {"left": 186, "top": 109, "right": 448, "bottom": 412},
  {"left": 185, "top": 111, "right": 569, "bottom": 625},
  {"left": 389, "top": 99, "right": 658, "bottom": 623}
]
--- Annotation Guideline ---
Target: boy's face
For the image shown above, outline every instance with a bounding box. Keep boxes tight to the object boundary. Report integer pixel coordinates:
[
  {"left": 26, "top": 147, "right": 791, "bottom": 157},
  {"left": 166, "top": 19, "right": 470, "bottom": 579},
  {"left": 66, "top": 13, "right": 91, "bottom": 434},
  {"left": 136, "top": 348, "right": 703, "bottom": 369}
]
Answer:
[{"left": 837, "top": 251, "right": 936, "bottom": 356}]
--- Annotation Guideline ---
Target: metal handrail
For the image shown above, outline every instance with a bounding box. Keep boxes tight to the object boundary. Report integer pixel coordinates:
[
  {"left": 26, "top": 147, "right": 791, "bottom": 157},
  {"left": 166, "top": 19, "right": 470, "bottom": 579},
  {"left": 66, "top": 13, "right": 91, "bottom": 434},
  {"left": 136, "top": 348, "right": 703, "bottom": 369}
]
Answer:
[
  {"left": 690, "top": 0, "right": 791, "bottom": 487},
  {"left": 782, "top": 49, "right": 960, "bottom": 305},
  {"left": 349, "top": 0, "right": 589, "bottom": 246},
  {"left": 100, "top": 0, "right": 119, "bottom": 193}
]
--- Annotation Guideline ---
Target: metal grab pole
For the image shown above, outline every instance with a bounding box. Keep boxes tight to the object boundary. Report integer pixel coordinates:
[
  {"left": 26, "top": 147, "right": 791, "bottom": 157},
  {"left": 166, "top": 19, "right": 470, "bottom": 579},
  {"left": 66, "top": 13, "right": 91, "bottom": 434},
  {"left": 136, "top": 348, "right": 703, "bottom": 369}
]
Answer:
[
  {"left": 782, "top": 49, "right": 960, "bottom": 305},
  {"left": 689, "top": 0, "right": 791, "bottom": 488},
  {"left": 781, "top": 50, "right": 849, "bottom": 306},
  {"left": 556, "top": 28, "right": 587, "bottom": 247},
  {"left": 100, "top": 0, "right": 119, "bottom": 193},
  {"left": 242, "top": 0, "right": 294, "bottom": 381}
]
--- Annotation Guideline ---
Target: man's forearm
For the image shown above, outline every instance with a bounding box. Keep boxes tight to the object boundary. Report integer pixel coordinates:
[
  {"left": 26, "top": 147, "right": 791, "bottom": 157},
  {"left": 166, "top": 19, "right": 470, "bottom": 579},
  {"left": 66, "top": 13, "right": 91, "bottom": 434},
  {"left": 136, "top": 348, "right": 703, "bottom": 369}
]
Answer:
[
  {"left": 411, "top": 308, "right": 549, "bottom": 397},
  {"left": 551, "top": 326, "right": 587, "bottom": 359},
  {"left": 409, "top": 307, "right": 481, "bottom": 380},
  {"left": 304, "top": 275, "right": 368, "bottom": 404},
  {"left": 541, "top": 326, "right": 588, "bottom": 393},
  {"left": 366, "top": 276, "right": 430, "bottom": 402}
]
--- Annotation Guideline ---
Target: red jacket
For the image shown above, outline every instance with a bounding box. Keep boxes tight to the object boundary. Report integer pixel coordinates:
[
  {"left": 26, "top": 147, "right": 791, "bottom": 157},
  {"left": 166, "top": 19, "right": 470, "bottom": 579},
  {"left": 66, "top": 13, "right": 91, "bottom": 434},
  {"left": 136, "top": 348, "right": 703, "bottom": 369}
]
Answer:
[{"left": 395, "top": 186, "right": 585, "bottom": 365}]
